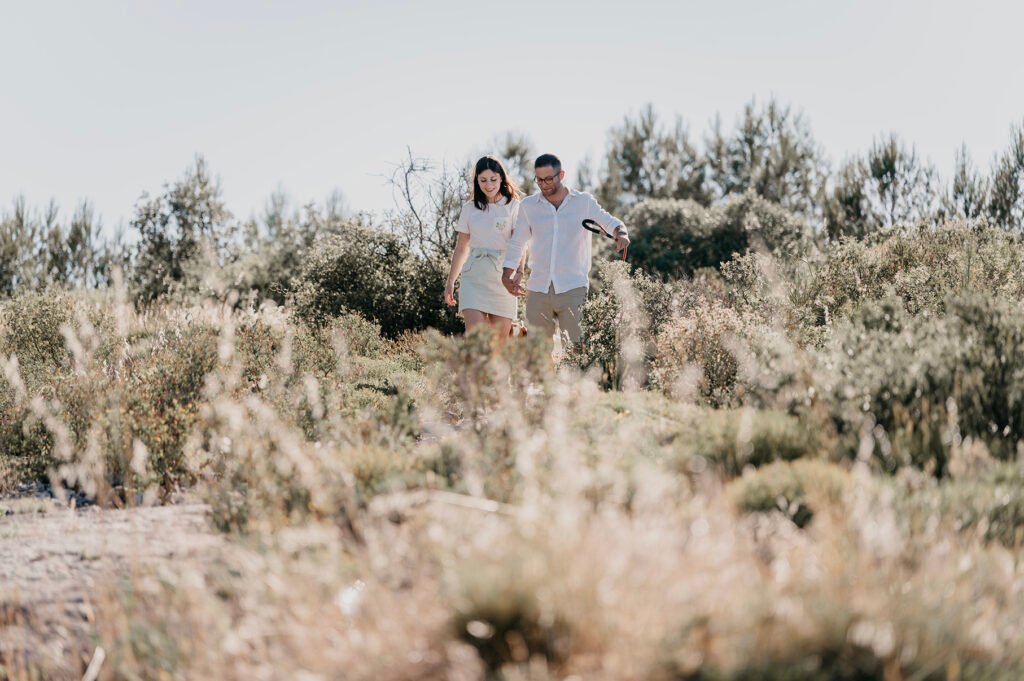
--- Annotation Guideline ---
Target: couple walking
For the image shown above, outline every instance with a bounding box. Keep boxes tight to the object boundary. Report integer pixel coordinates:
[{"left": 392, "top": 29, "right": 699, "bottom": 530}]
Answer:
[{"left": 444, "top": 153, "right": 630, "bottom": 345}]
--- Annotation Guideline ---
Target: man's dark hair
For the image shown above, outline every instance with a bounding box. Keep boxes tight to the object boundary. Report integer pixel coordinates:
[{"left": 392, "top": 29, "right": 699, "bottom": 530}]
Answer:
[{"left": 534, "top": 153, "right": 562, "bottom": 172}]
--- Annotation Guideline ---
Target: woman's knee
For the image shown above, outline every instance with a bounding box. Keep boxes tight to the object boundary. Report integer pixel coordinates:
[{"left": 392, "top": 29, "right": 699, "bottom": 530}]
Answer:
[{"left": 463, "top": 310, "right": 487, "bottom": 328}]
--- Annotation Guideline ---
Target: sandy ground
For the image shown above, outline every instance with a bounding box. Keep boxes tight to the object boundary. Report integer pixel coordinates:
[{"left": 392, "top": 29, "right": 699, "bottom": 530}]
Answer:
[
  {"left": 0, "top": 489, "right": 493, "bottom": 679},
  {"left": 0, "top": 498, "right": 220, "bottom": 678}
]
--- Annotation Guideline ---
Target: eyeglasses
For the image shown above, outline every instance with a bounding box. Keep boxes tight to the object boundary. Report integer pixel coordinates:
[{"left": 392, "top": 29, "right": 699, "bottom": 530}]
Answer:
[{"left": 534, "top": 173, "right": 560, "bottom": 185}]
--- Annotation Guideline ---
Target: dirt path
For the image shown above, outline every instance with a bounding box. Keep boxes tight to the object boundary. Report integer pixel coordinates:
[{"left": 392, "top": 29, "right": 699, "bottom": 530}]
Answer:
[{"left": 1, "top": 500, "right": 221, "bottom": 679}]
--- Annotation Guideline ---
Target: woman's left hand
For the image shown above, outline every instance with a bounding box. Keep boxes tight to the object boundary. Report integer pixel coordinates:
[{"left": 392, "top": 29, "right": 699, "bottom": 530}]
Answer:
[{"left": 444, "top": 282, "right": 456, "bottom": 306}]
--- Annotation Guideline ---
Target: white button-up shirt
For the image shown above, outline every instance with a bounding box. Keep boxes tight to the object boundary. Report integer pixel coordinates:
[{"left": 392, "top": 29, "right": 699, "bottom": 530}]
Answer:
[{"left": 502, "top": 188, "right": 625, "bottom": 294}]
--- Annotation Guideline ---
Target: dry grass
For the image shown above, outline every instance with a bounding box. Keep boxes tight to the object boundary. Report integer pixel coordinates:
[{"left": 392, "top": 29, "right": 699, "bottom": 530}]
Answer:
[{"left": 4, "top": 222, "right": 1024, "bottom": 679}]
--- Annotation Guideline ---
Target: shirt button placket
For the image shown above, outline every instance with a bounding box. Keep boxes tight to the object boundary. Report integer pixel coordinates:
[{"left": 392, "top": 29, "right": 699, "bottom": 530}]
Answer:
[{"left": 549, "top": 204, "right": 558, "bottom": 292}]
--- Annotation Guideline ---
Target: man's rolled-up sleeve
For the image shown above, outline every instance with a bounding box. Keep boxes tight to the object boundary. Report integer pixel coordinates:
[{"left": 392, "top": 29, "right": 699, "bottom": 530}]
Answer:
[
  {"left": 503, "top": 205, "right": 531, "bottom": 269},
  {"left": 587, "top": 194, "right": 625, "bottom": 235}
]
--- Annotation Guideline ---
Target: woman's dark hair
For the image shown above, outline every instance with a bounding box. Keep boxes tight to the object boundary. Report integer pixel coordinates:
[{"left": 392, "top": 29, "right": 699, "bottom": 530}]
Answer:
[{"left": 471, "top": 155, "right": 522, "bottom": 210}]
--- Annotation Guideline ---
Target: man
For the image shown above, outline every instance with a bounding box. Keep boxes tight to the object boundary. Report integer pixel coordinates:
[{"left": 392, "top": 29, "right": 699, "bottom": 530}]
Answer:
[{"left": 501, "top": 154, "right": 630, "bottom": 345}]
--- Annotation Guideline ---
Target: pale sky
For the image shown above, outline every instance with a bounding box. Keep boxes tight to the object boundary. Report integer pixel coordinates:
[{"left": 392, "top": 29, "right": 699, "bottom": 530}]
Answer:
[{"left": 3, "top": 0, "right": 1023, "bottom": 235}]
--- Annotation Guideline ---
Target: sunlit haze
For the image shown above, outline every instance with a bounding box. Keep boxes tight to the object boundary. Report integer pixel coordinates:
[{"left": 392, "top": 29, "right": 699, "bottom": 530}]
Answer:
[{"left": 3, "top": 0, "right": 1023, "bottom": 233}]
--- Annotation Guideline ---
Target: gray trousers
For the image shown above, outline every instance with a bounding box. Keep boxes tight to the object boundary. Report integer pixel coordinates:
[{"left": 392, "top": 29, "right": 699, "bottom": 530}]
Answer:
[{"left": 525, "top": 284, "right": 588, "bottom": 344}]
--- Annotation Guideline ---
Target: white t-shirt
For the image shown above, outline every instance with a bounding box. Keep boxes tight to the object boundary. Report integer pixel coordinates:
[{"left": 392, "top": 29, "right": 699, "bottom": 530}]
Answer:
[{"left": 455, "top": 198, "right": 520, "bottom": 251}]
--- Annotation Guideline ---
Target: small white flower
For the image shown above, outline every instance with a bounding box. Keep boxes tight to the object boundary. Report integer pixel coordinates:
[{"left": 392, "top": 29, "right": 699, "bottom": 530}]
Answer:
[{"left": 336, "top": 580, "right": 366, "bottom": 617}]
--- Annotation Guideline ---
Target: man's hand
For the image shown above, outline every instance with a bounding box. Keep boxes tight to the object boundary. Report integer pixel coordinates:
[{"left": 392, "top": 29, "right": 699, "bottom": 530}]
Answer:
[
  {"left": 502, "top": 268, "right": 526, "bottom": 297},
  {"left": 613, "top": 228, "right": 630, "bottom": 254}
]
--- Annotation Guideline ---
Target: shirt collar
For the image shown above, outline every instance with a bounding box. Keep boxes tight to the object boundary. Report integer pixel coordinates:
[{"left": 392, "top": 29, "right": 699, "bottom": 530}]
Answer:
[{"left": 530, "top": 186, "right": 580, "bottom": 203}]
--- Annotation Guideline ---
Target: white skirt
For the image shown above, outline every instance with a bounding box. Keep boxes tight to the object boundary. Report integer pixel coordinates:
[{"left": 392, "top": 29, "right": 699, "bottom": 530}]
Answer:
[{"left": 458, "top": 247, "right": 518, "bottom": 319}]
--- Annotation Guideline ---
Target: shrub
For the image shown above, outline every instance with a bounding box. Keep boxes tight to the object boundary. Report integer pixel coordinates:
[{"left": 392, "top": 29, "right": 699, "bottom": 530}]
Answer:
[
  {"left": 717, "top": 191, "right": 814, "bottom": 258},
  {"left": 216, "top": 205, "right": 325, "bottom": 306},
  {"left": 899, "top": 462, "right": 1024, "bottom": 548},
  {"left": 624, "top": 192, "right": 812, "bottom": 281},
  {"left": 672, "top": 631, "right": 1017, "bottom": 680},
  {"left": 650, "top": 299, "right": 747, "bottom": 406},
  {"left": 622, "top": 198, "right": 716, "bottom": 280},
  {"left": 420, "top": 327, "right": 553, "bottom": 426},
  {"left": 793, "top": 221, "right": 1024, "bottom": 333},
  {"left": 189, "top": 394, "right": 360, "bottom": 533},
  {"left": 292, "top": 225, "right": 460, "bottom": 337},
  {"left": 683, "top": 408, "right": 823, "bottom": 476},
  {"left": 121, "top": 323, "right": 220, "bottom": 490},
  {"left": 0, "top": 292, "right": 77, "bottom": 389},
  {"left": 234, "top": 312, "right": 386, "bottom": 391},
  {"left": 568, "top": 259, "right": 674, "bottom": 389},
  {"left": 234, "top": 315, "right": 282, "bottom": 389},
  {"left": 453, "top": 569, "right": 574, "bottom": 673},
  {"left": 0, "top": 292, "right": 117, "bottom": 492},
  {"left": 325, "top": 312, "right": 388, "bottom": 359},
  {"left": 721, "top": 250, "right": 819, "bottom": 344},
  {"left": 417, "top": 329, "right": 556, "bottom": 502},
  {"left": 0, "top": 403, "right": 53, "bottom": 490},
  {"left": 727, "top": 459, "right": 850, "bottom": 527},
  {"left": 449, "top": 529, "right": 588, "bottom": 674},
  {"left": 827, "top": 292, "right": 1024, "bottom": 473}
]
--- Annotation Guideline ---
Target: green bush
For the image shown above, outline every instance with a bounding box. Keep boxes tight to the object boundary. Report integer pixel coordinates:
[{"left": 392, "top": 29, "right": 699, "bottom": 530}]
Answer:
[
  {"left": 122, "top": 323, "right": 220, "bottom": 490},
  {"left": 651, "top": 299, "right": 793, "bottom": 408},
  {"left": 0, "top": 292, "right": 117, "bottom": 491},
  {"left": 651, "top": 299, "right": 743, "bottom": 405},
  {"left": 450, "top": 535, "right": 578, "bottom": 674},
  {"left": 685, "top": 409, "right": 824, "bottom": 477},
  {"left": 234, "top": 312, "right": 386, "bottom": 390},
  {"left": 421, "top": 327, "right": 553, "bottom": 424},
  {"left": 568, "top": 259, "right": 674, "bottom": 389},
  {"left": 190, "top": 397, "right": 358, "bottom": 533},
  {"left": 828, "top": 292, "right": 1024, "bottom": 473},
  {"left": 721, "top": 250, "right": 818, "bottom": 344},
  {"left": 650, "top": 300, "right": 820, "bottom": 411},
  {"left": 0, "top": 291, "right": 77, "bottom": 389},
  {"left": 727, "top": 459, "right": 849, "bottom": 528},
  {"left": 900, "top": 462, "right": 1024, "bottom": 548},
  {"left": 718, "top": 191, "right": 814, "bottom": 258},
  {"left": 622, "top": 198, "right": 716, "bottom": 280},
  {"left": 794, "top": 221, "right": 1024, "bottom": 332},
  {"left": 0, "top": 403, "right": 53, "bottom": 489},
  {"left": 324, "top": 312, "right": 388, "bottom": 359},
  {"left": 674, "top": 641, "right": 1017, "bottom": 681},
  {"left": 624, "top": 192, "right": 812, "bottom": 281},
  {"left": 234, "top": 316, "right": 281, "bottom": 389},
  {"left": 292, "top": 225, "right": 460, "bottom": 337}
]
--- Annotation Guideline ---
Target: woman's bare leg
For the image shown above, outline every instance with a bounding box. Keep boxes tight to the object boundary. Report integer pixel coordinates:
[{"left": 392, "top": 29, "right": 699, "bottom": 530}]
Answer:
[
  {"left": 487, "top": 314, "right": 513, "bottom": 339},
  {"left": 463, "top": 309, "right": 488, "bottom": 332}
]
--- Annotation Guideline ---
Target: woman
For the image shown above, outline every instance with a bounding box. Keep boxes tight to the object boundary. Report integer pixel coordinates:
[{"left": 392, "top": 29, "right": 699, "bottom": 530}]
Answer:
[{"left": 444, "top": 156, "right": 525, "bottom": 337}]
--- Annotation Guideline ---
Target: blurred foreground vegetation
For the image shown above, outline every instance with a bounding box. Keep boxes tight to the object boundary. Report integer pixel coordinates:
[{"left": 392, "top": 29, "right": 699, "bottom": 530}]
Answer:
[{"left": 4, "top": 99, "right": 1024, "bottom": 679}]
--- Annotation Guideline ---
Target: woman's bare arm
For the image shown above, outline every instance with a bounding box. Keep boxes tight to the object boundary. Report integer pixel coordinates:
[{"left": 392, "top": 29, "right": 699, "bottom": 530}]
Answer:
[{"left": 444, "top": 232, "right": 472, "bottom": 305}]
